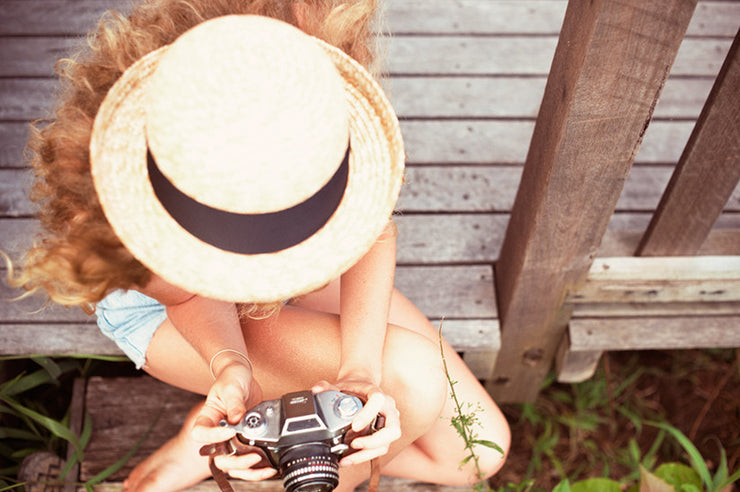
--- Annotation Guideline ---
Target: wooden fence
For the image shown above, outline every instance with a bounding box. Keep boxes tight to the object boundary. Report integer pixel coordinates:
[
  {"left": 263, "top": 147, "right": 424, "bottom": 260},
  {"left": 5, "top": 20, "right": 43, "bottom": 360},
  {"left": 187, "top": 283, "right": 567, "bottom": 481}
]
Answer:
[{"left": 487, "top": 0, "right": 740, "bottom": 402}]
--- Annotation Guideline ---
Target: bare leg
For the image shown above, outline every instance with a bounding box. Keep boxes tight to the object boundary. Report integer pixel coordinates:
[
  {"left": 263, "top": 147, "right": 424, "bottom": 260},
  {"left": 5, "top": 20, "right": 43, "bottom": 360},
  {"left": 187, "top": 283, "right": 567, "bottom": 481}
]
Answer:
[
  {"left": 124, "top": 298, "right": 452, "bottom": 491},
  {"left": 293, "top": 280, "right": 511, "bottom": 485}
]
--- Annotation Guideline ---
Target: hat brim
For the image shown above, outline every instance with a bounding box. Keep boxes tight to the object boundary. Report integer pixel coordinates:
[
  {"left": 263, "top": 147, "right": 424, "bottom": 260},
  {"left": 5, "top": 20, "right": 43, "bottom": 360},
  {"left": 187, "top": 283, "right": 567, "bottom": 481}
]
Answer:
[{"left": 90, "top": 39, "right": 404, "bottom": 303}]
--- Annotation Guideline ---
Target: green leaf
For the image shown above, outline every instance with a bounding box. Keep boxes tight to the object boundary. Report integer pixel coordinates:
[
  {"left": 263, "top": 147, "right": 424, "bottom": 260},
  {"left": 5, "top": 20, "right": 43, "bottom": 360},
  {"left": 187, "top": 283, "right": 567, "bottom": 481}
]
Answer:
[
  {"left": 712, "top": 446, "right": 728, "bottom": 490},
  {"left": 715, "top": 468, "right": 740, "bottom": 491},
  {"left": 0, "top": 427, "right": 43, "bottom": 441},
  {"left": 59, "top": 411, "right": 93, "bottom": 480},
  {"left": 31, "top": 356, "right": 63, "bottom": 380},
  {"left": 653, "top": 463, "right": 701, "bottom": 490},
  {"left": 646, "top": 421, "right": 712, "bottom": 490},
  {"left": 459, "top": 454, "right": 474, "bottom": 467},
  {"left": 678, "top": 485, "right": 701, "bottom": 492},
  {"left": 571, "top": 478, "right": 621, "bottom": 492},
  {"left": 552, "top": 479, "right": 572, "bottom": 492},
  {"left": 0, "top": 397, "right": 83, "bottom": 459},
  {"left": 0, "top": 360, "right": 79, "bottom": 397},
  {"left": 471, "top": 439, "right": 505, "bottom": 455},
  {"left": 0, "top": 483, "right": 26, "bottom": 491},
  {"left": 639, "top": 466, "right": 675, "bottom": 492}
]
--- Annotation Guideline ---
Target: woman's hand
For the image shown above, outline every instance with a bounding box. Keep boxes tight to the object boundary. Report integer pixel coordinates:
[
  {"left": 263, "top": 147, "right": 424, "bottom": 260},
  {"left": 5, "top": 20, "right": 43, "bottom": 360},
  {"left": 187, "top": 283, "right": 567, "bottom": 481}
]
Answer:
[
  {"left": 192, "top": 360, "right": 277, "bottom": 481},
  {"left": 312, "top": 378, "right": 402, "bottom": 467}
]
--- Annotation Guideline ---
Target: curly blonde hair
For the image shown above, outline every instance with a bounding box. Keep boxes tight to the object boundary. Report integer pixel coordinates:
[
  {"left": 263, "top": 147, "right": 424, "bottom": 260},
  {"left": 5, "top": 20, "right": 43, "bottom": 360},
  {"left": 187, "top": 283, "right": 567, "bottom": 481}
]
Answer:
[{"left": 10, "top": 0, "right": 379, "bottom": 312}]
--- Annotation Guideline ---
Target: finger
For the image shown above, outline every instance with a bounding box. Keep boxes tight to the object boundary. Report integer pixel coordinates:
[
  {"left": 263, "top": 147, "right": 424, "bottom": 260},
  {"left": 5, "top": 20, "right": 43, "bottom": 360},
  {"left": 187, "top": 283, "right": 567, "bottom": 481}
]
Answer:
[
  {"left": 351, "top": 392, "right": 385, "bottom": 432},
  {"left": 224, "top": 396, "right": 247, "bottom": 424},
  {"left": 227, "top": 466, "right": 278, "bottom": 482},
  {"left": 350, "top": 425, "right": 402, "bottom": 451},
  {"left": 191, "top": 421, "right": 235, "bottom": 444},
  {"left": 311, "top": 380, "right": 337, "bottom": 393},
  {"left": 214, "top": 452, "right": 267, "bottom": 471},
  {"left": 340, "top": 445, "right": 390, "bottom": 467}
]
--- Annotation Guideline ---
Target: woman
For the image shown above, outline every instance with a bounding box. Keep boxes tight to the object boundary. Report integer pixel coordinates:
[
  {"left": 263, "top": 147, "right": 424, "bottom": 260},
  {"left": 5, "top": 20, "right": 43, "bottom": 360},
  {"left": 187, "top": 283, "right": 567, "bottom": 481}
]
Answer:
[{"left": 11, "top": 1, "right": 510, "bottom": 490}]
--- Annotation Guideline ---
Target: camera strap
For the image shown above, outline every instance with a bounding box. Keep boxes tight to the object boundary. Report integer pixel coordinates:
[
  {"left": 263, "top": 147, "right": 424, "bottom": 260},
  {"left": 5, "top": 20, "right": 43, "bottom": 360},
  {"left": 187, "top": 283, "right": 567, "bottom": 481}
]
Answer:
[{"left": 199, "top": 440, "right": 382, "bottom": 492}]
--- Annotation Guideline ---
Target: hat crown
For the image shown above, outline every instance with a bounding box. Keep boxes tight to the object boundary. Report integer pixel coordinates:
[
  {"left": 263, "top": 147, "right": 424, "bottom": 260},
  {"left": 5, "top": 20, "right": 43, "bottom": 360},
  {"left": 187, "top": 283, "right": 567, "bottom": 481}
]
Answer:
[{"left": 145, "top": 15, "right": 349, "bottom": 214}]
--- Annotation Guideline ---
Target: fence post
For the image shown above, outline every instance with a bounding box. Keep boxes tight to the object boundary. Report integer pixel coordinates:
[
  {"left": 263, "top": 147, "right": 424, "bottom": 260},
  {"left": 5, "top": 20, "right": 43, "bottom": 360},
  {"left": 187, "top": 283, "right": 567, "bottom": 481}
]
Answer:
[
  {"left": 638, "top": 29, "right": 740, "bottom": 256},
  {"left": 488, "top": 0, "right": 697, "bottom": 402}
]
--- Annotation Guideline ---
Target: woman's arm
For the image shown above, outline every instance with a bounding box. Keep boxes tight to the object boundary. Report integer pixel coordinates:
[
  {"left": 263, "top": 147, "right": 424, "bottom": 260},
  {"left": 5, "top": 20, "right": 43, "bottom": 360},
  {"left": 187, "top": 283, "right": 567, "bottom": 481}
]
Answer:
[
  {"left": 139, "top": 277, "right": 258, "bottom": 424},
  {"left": 338, "top": 220, "right": 397, "bottom": 384},
  {"left": 330, "top": 220, "right": 402, "bottom": 465}
]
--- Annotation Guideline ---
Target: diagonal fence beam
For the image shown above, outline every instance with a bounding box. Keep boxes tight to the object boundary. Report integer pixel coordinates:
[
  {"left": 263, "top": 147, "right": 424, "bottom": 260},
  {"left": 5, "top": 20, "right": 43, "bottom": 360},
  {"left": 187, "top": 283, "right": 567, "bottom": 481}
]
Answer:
[
  {"left": 637, "top": 29, "right": 740, "bottom": 257},
  {"left": 488, "top": 0, "right": 697, "bottom": 402}
]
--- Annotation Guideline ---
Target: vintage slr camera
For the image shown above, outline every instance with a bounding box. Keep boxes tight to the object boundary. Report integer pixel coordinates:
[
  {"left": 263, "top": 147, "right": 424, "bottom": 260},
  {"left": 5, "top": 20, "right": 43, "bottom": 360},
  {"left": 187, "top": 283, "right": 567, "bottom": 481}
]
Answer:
[{"left": 219, "top": 390, "right": 378, "bottom": 492}]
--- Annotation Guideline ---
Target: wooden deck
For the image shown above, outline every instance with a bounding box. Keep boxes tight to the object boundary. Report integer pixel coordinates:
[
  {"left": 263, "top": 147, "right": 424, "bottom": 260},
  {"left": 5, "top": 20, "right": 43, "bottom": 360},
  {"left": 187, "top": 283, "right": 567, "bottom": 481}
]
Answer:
[{"left": 2, "top": 0, "right": 740, "bottom": 489}]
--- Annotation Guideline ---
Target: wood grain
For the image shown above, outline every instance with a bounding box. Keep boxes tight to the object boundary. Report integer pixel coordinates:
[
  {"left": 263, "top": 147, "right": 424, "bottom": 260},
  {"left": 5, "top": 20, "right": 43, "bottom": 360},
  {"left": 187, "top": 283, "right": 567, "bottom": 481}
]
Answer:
[{"left": 489, "top": 0, "right": 697, "bottom": 402}]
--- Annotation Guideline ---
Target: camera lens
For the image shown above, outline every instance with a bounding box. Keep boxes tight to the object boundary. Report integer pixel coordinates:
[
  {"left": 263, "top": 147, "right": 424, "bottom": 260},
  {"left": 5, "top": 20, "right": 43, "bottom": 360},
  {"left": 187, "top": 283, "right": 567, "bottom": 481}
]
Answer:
[{"left": 279, "top": 443, "right": 339, "bottom": 492}]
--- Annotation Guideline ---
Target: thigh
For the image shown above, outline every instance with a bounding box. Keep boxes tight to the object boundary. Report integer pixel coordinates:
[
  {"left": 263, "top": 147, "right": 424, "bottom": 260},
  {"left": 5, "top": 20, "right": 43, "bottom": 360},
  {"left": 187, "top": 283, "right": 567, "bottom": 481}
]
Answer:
[{"left": 295, "top": 279, "right": 511, "bottom": 477}]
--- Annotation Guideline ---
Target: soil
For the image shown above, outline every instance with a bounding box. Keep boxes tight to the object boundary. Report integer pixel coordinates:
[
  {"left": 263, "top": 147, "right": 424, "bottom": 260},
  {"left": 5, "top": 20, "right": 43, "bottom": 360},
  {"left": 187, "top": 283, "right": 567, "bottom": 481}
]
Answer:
[{"left": 489, "top": 349, "right": 740, "bottom": 491}]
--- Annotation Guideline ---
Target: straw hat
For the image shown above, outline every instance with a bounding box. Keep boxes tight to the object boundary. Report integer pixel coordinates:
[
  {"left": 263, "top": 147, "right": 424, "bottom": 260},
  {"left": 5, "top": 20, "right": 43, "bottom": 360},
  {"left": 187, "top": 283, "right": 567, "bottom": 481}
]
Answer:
[{"left": 90, "top": 15, "right": 404, "bottom": 302}]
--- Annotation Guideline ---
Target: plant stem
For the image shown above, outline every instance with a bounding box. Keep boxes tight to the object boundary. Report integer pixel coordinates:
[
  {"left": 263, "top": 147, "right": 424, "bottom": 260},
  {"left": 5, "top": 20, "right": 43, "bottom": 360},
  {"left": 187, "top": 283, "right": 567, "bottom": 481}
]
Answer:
[{"left": 438, "top": 321, "right": 485, "bottom": 483}]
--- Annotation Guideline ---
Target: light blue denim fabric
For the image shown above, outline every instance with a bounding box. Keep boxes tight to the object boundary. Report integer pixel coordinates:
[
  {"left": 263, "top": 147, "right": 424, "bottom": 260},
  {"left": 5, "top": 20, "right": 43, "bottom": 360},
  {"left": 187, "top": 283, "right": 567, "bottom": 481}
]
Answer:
[{"left": 95, "top": 289, "right": 167, "bottom": 369}]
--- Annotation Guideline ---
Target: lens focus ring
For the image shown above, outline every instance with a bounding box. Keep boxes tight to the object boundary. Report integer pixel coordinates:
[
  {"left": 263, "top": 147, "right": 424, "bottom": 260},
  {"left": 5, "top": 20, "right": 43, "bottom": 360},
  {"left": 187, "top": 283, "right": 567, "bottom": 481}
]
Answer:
[{"left": 279, "top": 443, "right": 339, "bottom": 492}]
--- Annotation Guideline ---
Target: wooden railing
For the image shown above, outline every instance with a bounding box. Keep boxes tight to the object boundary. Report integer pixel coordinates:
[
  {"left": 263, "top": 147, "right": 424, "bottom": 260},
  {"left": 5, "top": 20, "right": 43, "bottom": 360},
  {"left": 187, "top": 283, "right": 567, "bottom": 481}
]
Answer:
[{"left": 489, "top": 0, "right": 740, "bottom": 402}]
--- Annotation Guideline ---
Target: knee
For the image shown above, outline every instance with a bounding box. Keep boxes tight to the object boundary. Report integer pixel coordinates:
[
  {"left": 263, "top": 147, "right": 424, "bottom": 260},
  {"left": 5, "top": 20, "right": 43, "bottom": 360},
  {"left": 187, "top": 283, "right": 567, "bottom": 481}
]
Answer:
[
  {"left": 468, "top": 407, "right": 511, "bottom": 482},
  {"left": 383, "top": 326, "right": 448, "bottom": 429}
]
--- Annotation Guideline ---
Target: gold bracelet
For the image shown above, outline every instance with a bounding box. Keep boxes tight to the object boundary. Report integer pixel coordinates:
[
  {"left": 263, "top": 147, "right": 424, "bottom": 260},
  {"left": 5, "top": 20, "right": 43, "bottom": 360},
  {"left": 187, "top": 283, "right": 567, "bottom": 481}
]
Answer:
[{"left": 209, "top": 349, "right": 254, "bottom": 380}]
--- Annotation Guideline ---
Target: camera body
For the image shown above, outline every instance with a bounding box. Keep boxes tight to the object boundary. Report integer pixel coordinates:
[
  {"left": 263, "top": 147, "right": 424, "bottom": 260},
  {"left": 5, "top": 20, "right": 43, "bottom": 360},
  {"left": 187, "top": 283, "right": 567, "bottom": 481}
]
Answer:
[{"left": 219, "top": 390, "right": 368, "bottom": 491}]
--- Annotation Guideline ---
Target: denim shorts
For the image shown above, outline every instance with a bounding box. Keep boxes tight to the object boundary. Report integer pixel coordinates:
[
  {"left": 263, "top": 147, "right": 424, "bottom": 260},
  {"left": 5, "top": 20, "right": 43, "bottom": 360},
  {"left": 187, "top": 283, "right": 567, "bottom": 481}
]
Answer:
[{"left": 95, "top": 289, "right": 168, "bottom": 369}]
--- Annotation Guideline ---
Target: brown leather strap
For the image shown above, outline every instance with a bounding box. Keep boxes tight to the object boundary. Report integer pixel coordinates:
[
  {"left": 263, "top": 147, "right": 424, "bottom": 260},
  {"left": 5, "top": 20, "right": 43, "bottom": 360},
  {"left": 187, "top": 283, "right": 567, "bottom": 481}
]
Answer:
[
  {"left": 199, "top": 441, "right": 235, "bottom": 492},
  {"left": 199, "top": 439, "right": 382, "bottom": 492}
]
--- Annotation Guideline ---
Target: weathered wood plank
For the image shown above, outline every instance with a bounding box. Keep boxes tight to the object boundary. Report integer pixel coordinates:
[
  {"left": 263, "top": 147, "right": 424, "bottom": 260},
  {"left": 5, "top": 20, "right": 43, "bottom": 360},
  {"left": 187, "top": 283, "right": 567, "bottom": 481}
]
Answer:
[
  {"left": 80, "top": 376, "right": 203, "bottom": 481},
  {"left": 9, "top": 166, "right": 734, "bottom": 217},
  {"left": 572, "top": 300, "right": 740, "bottom": 317},
  {"left": 607, "top": 211, "right": 740, "bottom": 231},
  {"left": 0, "top": 323, "right": 115, "bottom": 355},
  {"left": 0, "top": 215, "right": 507, "bottom": 265},
  {"left": 384, "top": 0, "right": 740, "bottom": 37},
  {"left": 598, "top": 228, "right": 740, "bottom": 257},
  {"left": 3, "top": 76, "right": 712, "bottom": 122},
  {"left": 6, "top": 216, "right": 740, "bottom": 275},
  {"left": 489, "top": 0, "right": 697, "bottom": 402},
  {"left": 0, "top": 0, "right": 131, "bottom": 36},
  {"left": 0, "top": 169, "right": 36, "bottom": 217},
  {"left": 394, "top": 265, "right": 498, "bottom": 318},
  {"left": 0, "top": 120, "right": 699, "bottom": 168},
  {"left": 568, "top": 256, "right": 740, "bottom": 304},
  {"left": 0, "top": 122, "right": 31, "bottom": 168},
  {"left": 1, "top": 35, "right": 730, "bottom": 78},
  {"left": 569, "top": 316, "right": 740, "bottom": 351},
  {"left": 395, "top": 214, "right": 506, "bottom": 263},
  {"left": 0, "top": 36, "right": 83, "bottom": 78},
  {"left": 386, "top": 76, "right": 713, "bottom": 119},
  {"left": 384, "top": 36, "right": 729, "bottom": 76},
  {"left": 2, "top": 0, "right": 735, "bottom": 37},
  {"left": 400, "top": 166, "right": 738, "bottom": 213},
  {"left": 638, "top": 30, "right": 740, "bottom": 256},
  {"left": 0, "top": 78, "right": 58, "bottom": 121},
  {"left": 399, "top": 120, "right": 693, "bottom": 164}
]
